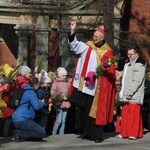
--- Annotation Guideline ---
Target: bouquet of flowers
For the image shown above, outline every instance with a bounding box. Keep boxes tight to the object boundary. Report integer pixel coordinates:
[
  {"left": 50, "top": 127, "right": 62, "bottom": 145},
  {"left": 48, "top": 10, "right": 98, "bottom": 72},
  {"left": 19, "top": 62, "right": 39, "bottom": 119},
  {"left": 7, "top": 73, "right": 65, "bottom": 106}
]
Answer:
[
  {"left": 96, "top": 55, "right": 119, "bottom": 76},
  {"left": 103, "top": 56, "right": 117, "bottom": 68},
  {"left": 0, "top": 63, "right": 22, "bottom": 84},
  {"left": 5, "top": 63, "right": 22, "bottom": 83},
  {"left": 49, "top": 92, "right": 63, "bottom": 107}
]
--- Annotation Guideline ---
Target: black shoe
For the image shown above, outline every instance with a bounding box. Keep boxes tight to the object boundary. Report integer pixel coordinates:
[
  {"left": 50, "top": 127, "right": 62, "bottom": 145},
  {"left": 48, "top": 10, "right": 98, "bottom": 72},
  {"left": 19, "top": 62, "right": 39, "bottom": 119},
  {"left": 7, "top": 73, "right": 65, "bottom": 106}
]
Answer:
[
  {"left": 26, "top": 138, "right": 43, "bottom": 141},
  {"left": 89, "top": 137, "right": 95, "bottom": 141},
  {"left": 13, "top": 130, "right": 23, "bottom": 142},
  {"left": 81, "top": 135, "right": 90, "bottom": 140},
  {"left": 95, "top": 138, "right": 104, "bottom": 143},
  {"left": 15, "top": 137, "right": 24, "bottom": 142}
]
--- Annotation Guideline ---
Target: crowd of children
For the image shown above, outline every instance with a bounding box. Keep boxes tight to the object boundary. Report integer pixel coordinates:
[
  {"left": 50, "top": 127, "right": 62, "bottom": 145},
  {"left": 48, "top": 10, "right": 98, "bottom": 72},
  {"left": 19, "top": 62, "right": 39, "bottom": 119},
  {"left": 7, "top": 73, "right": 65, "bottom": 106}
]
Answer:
[
  {"left": 0, "top": 62, "right": 150, "bottom": 141},
  {"left": 0, "top": 63, "right": 72, "bottom": 141}
]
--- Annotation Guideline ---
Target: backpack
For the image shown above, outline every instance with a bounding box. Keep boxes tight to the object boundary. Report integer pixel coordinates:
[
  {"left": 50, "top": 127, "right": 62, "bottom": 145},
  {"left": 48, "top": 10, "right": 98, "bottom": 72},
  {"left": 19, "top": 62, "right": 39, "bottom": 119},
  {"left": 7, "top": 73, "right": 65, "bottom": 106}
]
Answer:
[{"left": 7, "top": 88, "right": 29, "bottom": 109}]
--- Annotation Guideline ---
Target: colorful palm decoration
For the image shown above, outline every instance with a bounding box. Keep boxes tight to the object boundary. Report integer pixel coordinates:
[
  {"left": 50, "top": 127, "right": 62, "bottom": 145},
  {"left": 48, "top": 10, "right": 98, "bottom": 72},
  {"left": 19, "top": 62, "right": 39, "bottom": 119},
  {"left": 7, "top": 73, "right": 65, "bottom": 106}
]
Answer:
[
  {"left": 5, "top": 63, "right": 22, "bottom": 83},
  {"left": 96, "top": 55, "right": 120, "bottom": 76}
]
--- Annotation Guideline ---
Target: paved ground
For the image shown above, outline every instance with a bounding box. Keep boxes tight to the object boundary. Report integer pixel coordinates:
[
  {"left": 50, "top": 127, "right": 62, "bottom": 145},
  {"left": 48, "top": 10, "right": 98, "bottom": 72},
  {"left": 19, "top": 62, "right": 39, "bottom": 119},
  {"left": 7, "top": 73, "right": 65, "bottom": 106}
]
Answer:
[{"left": 0, "top": 131, "right": 150, "bottom": 150}]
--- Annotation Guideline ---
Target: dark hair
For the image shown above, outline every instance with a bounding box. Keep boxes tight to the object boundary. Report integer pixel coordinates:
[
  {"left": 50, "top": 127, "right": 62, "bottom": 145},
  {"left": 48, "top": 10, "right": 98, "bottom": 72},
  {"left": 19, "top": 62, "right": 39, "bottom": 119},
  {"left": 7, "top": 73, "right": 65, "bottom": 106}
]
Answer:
[
  {"left": 28, "top": 77, "right": 39, "bottom": 86},
  {"left": 127, "top": 46, "right": 141, "bottom": 55},
  {"left": 133, "top": 46, "right": 140, "bottom": 54}
]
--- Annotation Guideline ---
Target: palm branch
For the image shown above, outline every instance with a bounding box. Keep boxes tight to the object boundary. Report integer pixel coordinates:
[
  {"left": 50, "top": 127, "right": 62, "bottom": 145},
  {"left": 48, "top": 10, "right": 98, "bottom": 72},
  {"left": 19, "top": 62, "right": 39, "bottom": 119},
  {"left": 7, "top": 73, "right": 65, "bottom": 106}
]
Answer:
[
  {"left": 5, "top": 63, "right": 22, "bottom": 83},
  {"left": 36, "top": 55, "right": 45, "bottom": 74}
]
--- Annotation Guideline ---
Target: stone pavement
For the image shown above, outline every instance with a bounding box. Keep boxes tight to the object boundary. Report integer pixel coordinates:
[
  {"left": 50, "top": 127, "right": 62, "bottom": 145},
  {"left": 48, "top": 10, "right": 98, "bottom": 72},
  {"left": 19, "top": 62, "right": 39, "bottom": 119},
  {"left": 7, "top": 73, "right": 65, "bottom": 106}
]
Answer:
[{"left": 0, "top": 132, "right": 150, "bottom": 150}]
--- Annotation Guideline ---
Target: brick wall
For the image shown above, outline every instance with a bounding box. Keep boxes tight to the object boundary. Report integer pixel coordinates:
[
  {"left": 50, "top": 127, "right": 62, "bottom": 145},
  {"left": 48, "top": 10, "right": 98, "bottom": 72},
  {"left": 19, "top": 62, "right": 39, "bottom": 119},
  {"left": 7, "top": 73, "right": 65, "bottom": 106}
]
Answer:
[
  {"left": 129, "top": 0, "right": 150, "bottom": 39},
  {"left": 0, "top": 42, "right": 17, "bottom": 66},
  {"left": 130, "top": 0, "right": 150, "bottom": 65},
  {"left": 121, "top": 0, "right": 150, "bottom": 66}
]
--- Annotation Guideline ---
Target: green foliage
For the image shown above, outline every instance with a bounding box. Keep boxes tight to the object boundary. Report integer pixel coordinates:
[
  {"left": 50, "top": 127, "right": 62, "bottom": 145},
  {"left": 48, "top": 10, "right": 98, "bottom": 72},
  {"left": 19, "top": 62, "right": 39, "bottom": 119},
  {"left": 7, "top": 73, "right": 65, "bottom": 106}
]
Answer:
[
  {"left": 0, "top": 66, "right": 4, "bottom": 78},
  {"left": 145, "top": 75, "right": 150, "bottom": 81},
  {"left": 36, "top": 55, "right": 45, "bottom": 74},
  {"left": 114, "top": 99, "right": 121, "bottom": 111},
  {"left": 96, "top": 66, "right": 104, "bottom": 76},
  {"left": 50, "top": 92, "right": 63, "bottom": 106}
]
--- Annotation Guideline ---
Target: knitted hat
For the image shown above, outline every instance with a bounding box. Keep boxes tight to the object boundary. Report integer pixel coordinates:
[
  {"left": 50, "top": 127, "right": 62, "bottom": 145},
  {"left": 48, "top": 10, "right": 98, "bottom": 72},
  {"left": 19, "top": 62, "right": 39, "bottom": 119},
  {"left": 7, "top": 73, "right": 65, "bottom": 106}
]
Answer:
[
  {"left": 19, "top": 66, "right": 31, "bottom": 76},
  {"left": 57, "top": 67, "right": 67, "bottom": 78},
  {"left": 38, "top": 70, "right": 51, "bottom": 83}
]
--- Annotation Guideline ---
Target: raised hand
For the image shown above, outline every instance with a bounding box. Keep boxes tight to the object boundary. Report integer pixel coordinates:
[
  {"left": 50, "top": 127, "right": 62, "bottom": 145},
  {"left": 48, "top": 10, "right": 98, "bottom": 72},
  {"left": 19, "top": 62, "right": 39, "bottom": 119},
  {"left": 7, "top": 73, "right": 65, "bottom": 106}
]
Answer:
[{"left": 70, "top": 21, "right": 76, "bottom": 34}]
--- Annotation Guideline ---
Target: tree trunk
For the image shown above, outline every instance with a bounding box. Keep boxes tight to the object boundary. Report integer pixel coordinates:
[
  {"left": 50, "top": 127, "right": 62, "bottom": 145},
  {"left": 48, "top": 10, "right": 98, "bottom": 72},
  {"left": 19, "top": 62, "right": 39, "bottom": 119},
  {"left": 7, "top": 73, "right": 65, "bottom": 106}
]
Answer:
[{"left": 103, "top": 0, "right": 114, "bottom": 49}]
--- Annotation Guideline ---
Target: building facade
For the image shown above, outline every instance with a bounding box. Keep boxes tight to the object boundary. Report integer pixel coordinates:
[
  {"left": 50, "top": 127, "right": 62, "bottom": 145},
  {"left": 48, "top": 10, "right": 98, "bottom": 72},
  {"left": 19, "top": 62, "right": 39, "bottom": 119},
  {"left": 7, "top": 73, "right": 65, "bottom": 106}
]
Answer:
[{"left": 1, "top": 0, "right": 136, "bottom": 73}]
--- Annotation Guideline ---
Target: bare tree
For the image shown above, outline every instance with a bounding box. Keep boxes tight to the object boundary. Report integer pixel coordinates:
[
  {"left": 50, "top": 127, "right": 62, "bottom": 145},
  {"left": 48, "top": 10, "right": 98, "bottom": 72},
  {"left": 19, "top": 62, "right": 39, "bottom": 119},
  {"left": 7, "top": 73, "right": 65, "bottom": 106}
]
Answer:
[{"left": 103, "top": 0, "right": 114, "bottom": 49}]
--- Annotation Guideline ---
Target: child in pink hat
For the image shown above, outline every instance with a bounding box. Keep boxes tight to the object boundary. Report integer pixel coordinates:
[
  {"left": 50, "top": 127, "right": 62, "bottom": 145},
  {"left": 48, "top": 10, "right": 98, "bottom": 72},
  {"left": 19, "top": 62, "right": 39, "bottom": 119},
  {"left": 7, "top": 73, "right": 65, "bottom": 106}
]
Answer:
[{"left": 50, "top": 67, "right": 70, "bottom": 135}]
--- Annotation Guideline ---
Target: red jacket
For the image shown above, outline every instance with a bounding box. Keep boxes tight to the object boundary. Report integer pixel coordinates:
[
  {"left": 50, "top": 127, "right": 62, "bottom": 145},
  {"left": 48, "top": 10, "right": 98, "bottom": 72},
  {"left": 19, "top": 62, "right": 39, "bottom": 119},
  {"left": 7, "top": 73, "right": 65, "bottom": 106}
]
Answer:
[
  {"left": 17, "top": 75, "right": 29, "bottom": 88},
  {"left": 2, "top": 81, "right": 17, "bottom": 119}
]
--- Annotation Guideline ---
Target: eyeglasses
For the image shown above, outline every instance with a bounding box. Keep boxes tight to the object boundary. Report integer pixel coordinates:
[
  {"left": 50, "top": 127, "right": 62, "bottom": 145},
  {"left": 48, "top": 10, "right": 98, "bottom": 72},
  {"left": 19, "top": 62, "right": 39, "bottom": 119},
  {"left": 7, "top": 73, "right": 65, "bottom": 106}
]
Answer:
[
  {"left": 92, "top": 35, "right": 99, "bottom": 39},
  {"left": 127, "top": 53, "right": 136, "bottom": 56}
]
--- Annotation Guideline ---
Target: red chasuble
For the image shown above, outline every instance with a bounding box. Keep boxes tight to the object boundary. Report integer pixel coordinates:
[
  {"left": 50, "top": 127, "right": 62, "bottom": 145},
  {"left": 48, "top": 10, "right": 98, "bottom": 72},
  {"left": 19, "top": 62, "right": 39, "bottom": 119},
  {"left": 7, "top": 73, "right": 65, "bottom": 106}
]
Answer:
[{"left": 95, "top": 50, "right": 116, "bottom": 125}]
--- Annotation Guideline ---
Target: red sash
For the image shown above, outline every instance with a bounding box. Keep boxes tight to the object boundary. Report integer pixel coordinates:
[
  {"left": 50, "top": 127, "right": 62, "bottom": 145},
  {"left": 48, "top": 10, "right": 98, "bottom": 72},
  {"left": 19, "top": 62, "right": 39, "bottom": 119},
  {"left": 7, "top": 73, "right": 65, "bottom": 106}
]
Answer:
[
  {"left": 81, "top": 46, "right": 92, "bottom": 78},
  {"left": 68, "top": 46, "right": 92, "bottom": 96}
]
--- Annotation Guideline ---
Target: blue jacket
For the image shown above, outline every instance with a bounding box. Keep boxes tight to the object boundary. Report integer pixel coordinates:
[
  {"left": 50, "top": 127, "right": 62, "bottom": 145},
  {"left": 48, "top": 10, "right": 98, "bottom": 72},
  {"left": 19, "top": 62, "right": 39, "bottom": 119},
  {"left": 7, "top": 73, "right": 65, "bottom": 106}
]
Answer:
[{"left": 12, "top": 84, "right": 44, "bottom": 122}]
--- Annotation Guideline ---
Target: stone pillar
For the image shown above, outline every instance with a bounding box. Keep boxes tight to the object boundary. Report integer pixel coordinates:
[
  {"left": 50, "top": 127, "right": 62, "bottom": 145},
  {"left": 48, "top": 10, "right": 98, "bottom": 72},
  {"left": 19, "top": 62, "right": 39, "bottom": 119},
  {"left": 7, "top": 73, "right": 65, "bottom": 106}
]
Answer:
[
  {"left": 59, "top": 29, "right": 85, "bottom": 75},
  {"left": 114, "top": 17, "right": 121, "bottom": 54},
  {"left": 59, "top": 31, "right": 75, "bottom": 75},
  {"left": 14, "top": 25, "right": 32, "bottom": 65},
  {"left": 36, "top": 15, "right": 50, "bottom": 71}
]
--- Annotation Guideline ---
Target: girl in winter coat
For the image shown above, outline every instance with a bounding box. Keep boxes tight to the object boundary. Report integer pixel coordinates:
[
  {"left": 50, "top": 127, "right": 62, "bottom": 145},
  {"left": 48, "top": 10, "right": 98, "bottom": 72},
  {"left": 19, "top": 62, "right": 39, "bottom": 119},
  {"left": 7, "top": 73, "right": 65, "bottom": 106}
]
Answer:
[
  {"left": 51, "top": 67, "right": 70, "bottom": 135},
  {"left": 36, "top": 70, "right": 51, "bottom": 129}
]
